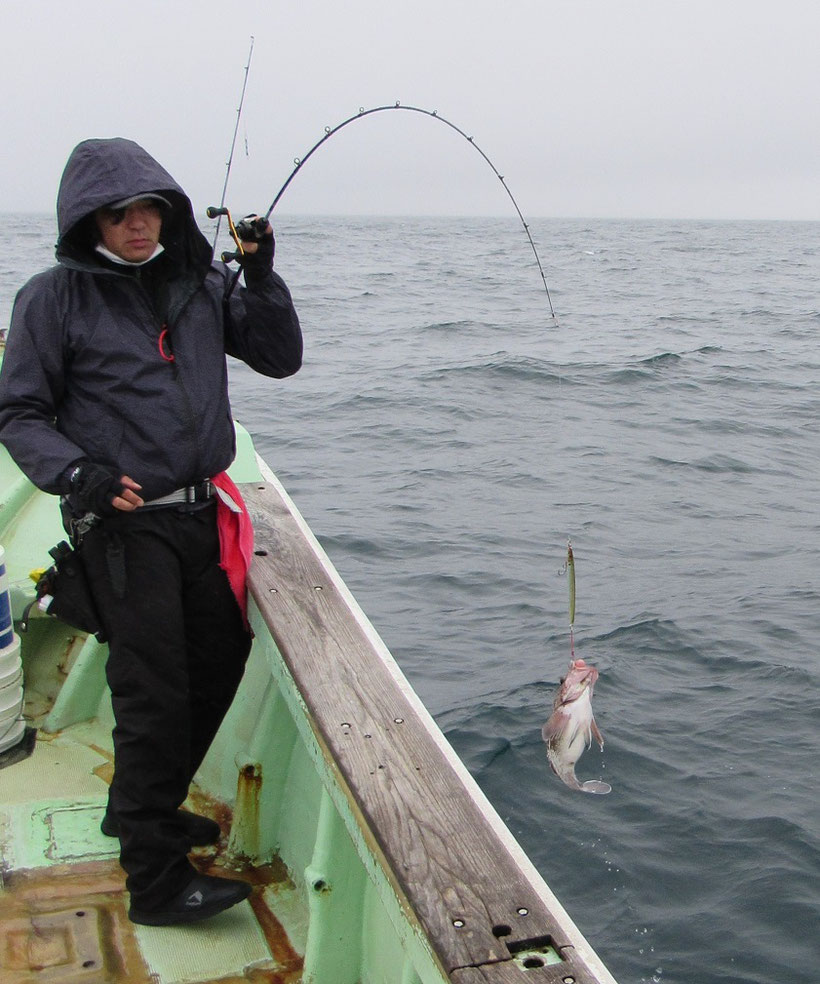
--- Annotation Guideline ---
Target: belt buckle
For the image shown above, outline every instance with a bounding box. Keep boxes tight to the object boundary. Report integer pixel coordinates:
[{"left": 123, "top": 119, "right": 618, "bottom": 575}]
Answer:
[{"left": 186, "top": 480, "right": 212, "bottom": 503}]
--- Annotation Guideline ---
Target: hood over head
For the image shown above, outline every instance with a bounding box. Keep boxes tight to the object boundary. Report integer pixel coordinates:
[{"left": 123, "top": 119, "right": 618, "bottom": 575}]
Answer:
[{"left": 55, "top": 137, "right": 212, "bottom": 273}]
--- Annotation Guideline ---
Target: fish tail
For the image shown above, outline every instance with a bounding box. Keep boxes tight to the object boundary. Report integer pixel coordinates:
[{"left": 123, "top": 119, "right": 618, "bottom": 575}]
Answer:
[{"left": 546, "top": 748, "right": 583, "bottom": 790}]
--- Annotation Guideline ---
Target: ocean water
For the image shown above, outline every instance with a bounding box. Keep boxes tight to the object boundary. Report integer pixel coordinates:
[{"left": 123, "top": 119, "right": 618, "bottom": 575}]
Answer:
[{"left": 2, "top": 213, "right": 818, "bottom": 984}]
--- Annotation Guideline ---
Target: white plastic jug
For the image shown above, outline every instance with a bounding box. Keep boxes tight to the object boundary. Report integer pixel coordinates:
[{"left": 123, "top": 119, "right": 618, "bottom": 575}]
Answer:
[{"left": 0, "top": 545, "right": 25, "bottom": 753}]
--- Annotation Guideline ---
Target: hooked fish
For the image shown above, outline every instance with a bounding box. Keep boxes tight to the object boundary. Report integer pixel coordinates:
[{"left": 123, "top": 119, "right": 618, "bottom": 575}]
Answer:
[{"left": 542, "top": 658, "right": 611, "bottom": 795}]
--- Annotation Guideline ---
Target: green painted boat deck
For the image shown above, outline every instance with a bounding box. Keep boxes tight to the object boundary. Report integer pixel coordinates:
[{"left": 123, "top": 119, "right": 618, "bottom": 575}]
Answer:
[
  {"left": 0, "top": 425, "right": 306, "bottom": 983},
  {"left": 0, "top": 713, "right": 304, "bottom": 983}
]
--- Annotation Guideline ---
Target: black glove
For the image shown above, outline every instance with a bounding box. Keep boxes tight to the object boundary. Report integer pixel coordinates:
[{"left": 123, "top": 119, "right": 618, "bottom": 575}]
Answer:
[
  {"left": 237, "top": 214, "right": 275, "bottom": 267},
  {"left": 66, "top": 462, "right": 125, "bottom": 517}
]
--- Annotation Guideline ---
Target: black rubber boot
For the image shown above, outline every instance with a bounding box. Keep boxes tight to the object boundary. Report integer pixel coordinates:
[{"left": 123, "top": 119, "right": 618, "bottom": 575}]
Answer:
[{"left": 128, "top": 873, "right": 251, "bottom": 926}]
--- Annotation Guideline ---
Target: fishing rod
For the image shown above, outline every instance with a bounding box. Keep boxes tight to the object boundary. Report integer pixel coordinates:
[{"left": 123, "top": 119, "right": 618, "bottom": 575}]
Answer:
[
  {"left": 211, "top": 36, "right": 255, "bottom": 249},
  {"left": 262, "top": 103, "right": 556, "bottom": 318}
]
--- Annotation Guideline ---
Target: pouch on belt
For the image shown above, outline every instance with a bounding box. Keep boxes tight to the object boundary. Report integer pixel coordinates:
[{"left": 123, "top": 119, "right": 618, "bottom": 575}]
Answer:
[{"left": 21, "top": 541, "right": 107, "bottom": 642}]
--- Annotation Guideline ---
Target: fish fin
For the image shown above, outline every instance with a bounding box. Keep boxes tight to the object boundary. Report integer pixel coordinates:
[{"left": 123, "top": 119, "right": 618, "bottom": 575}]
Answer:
[
  {"left": 580, "top": 780, "right": 611, "bottom": 795},
  {"left": 541, "top": 709, "right": 569, "bottom": 743},
  {"left": 590, "top": 716, "right": 604, "bottom": 750}
]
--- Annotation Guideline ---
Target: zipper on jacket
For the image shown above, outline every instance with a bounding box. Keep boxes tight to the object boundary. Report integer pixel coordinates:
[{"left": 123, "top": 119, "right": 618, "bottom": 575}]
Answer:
[{"left": 136, "top": 276, "right": 213, "bottom": 479}]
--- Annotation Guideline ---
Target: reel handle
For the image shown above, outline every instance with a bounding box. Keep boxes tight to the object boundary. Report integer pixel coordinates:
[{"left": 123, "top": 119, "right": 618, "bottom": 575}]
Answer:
[{"left": 206, "top": 205, "right": 229, "bottom": 219}]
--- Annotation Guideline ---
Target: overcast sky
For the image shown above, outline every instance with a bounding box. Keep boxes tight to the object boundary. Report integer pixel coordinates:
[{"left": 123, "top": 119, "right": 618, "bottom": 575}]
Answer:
[{"left": 2, "top": 0, "right": 819, "bottom": 221}]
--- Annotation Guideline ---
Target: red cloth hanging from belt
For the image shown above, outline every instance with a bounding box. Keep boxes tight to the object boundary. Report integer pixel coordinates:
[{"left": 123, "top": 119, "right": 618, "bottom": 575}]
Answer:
[{"left": 211, "top": 472, "right": 254, "bottom": 630}]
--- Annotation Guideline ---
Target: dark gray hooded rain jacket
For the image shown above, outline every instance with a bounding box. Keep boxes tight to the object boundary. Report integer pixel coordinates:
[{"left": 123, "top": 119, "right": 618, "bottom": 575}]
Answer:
[{"left": 0, "top": 138, "right": 301, "bottom": 500}]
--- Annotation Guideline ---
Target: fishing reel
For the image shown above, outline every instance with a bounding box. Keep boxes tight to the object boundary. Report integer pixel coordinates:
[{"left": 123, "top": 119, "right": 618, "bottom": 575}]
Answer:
[{"left": 206, "top": 206, "right": 269, "bottom": 264}]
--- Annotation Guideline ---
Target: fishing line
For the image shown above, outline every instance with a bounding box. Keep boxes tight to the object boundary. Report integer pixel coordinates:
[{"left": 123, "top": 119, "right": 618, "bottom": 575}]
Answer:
[
  {"left": 567, "top": 540, "right": 576, "bottom": 658},
  {"left": 212, "top": 36, "right": 255, "bottom": 250},
  {"left": 263, "top": 103, "right": 557, "bottom": 318}
]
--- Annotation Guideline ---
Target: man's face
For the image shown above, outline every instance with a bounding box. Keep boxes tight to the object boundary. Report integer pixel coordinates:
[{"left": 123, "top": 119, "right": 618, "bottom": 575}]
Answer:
[{"left": 95, "top": 199, "right": 163, "bottom": 263}]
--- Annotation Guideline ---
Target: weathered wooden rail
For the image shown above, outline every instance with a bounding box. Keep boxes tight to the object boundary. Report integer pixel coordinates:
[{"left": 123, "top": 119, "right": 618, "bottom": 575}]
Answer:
[{"left": 242, "top": 476, "right": 618, "bottom": 984}]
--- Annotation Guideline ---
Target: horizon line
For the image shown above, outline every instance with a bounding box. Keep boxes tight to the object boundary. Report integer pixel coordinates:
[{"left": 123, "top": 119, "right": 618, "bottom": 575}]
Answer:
[{"left": 3, "top": 209, "right": 820, "bottom": 224}]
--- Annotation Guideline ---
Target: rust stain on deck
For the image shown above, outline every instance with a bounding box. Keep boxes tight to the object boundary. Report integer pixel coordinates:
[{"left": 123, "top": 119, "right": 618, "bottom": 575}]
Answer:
[
  {"left": 0, "top": 860, "right": 150, "bottom": 983},
  {"left": 186, "top": 784, "right": 236, "bottom": 844},
  {"left": 1, "top": 852, "right": 303, "bottom": 983},
  {"left": 236, "top": 763, "right": 263, "bottom": 821}
]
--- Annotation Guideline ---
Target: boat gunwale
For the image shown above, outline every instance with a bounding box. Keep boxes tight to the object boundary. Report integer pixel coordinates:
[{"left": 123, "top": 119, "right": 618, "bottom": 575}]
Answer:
[{"left": 243, "top": 466, "right": 618, "bottom": 984}]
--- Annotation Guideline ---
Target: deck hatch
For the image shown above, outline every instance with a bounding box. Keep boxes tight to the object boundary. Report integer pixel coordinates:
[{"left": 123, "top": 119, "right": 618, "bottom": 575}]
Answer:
[{"left": 43, "top": 804, "right": 116, "bottom": 863}]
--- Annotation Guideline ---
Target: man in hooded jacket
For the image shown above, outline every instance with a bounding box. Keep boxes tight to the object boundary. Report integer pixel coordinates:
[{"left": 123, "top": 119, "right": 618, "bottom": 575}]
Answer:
[{"left": 0, "top": 138, "right": 302, "bottom": 925}]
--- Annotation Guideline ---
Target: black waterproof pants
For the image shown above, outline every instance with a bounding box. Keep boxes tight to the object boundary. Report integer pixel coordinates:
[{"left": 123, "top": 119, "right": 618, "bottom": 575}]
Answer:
[{"left": 79, "top": 502, "right": 251, "bottom": 908}]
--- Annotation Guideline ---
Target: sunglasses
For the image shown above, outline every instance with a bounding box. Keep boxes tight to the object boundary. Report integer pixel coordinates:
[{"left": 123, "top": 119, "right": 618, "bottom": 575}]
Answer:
[{"left": 97, "top": 200, "right": 163, "bottom": 226}]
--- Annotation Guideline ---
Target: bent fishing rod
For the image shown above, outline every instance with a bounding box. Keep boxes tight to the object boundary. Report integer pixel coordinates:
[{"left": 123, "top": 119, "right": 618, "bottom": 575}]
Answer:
[{"left": 212, "top": 102, "right": 557, "bottom": 318}]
